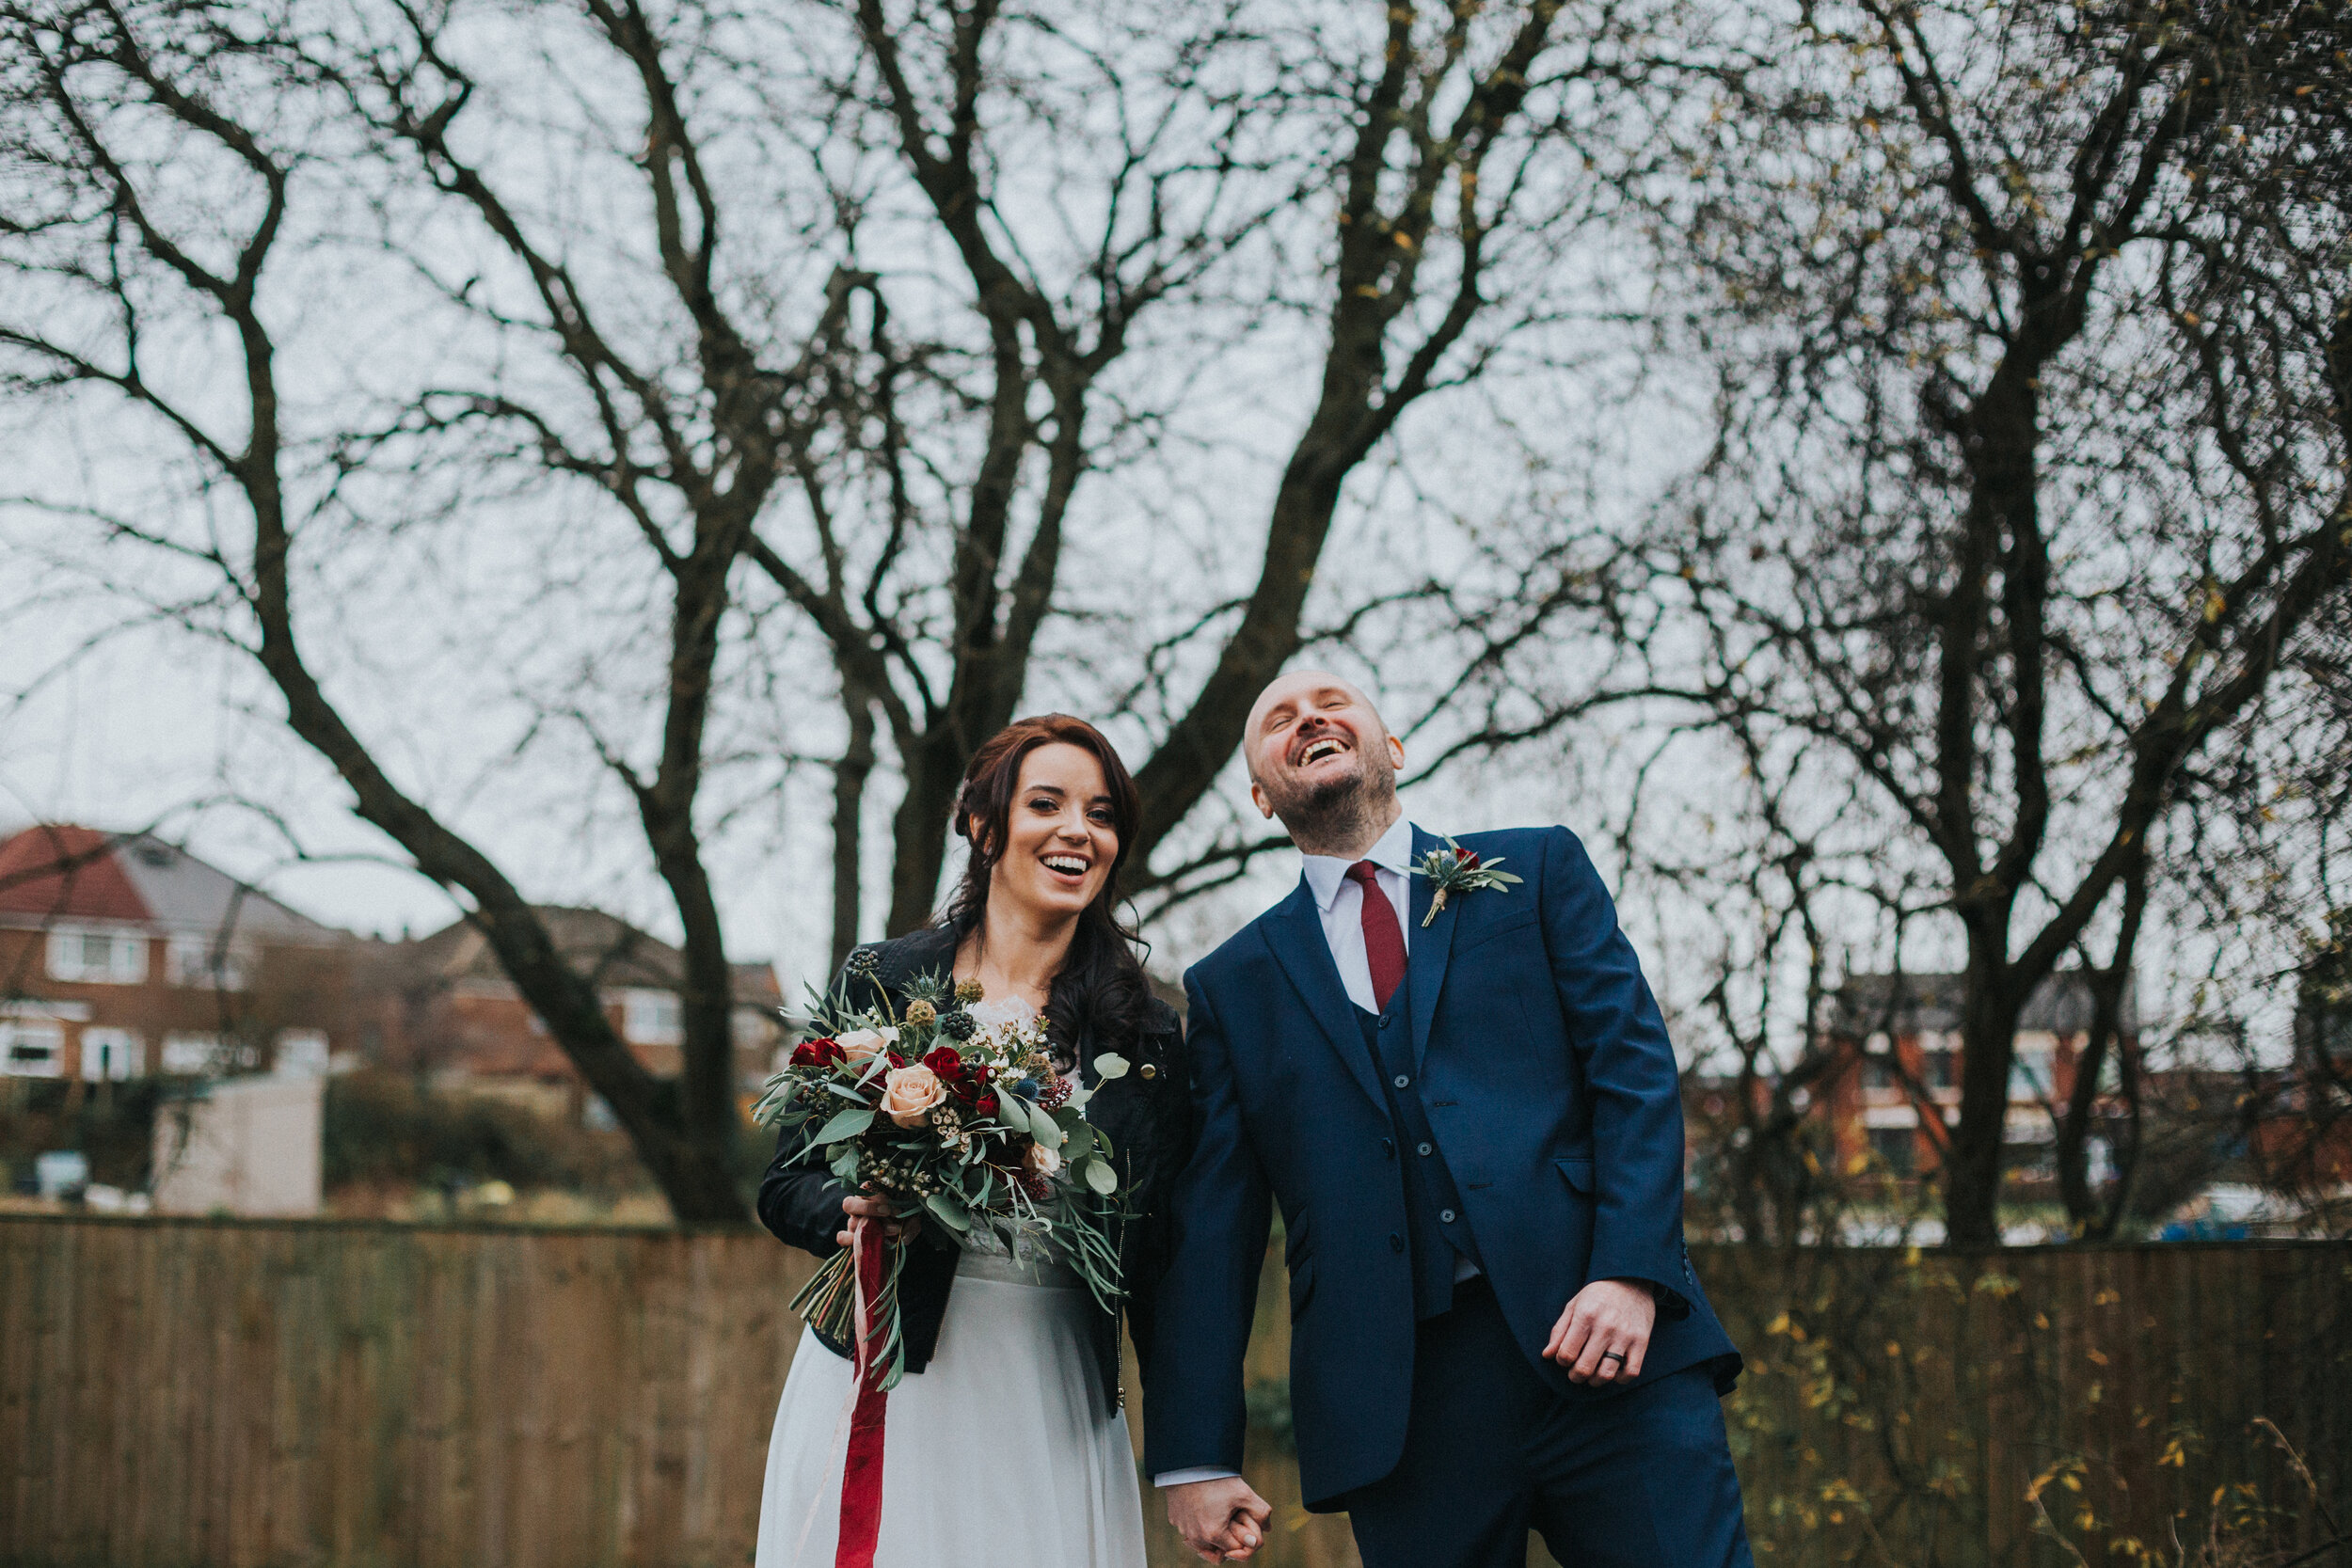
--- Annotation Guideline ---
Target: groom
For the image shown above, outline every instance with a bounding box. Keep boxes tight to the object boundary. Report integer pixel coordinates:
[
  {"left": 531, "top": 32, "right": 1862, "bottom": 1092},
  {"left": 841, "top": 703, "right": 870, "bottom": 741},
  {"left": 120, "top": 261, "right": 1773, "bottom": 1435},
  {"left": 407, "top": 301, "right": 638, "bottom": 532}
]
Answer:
[{"left": 1146, "top": 671, "right": 1752, "bottom": 1568}]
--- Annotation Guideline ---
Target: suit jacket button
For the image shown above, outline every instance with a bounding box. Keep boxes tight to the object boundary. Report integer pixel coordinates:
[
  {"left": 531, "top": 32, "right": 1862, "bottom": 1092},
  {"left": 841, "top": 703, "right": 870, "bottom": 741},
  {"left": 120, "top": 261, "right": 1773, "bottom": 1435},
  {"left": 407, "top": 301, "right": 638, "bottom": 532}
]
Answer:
[
  {"left": 1139, "top": 1063, "right": 1158, "bottom": 1080},
  {"left": 1390, "top": 1232, "right": 1406, "bottom": 1254},
  {"left": 1439, "top": 1209, "right": 1456, "bottom": 1224},
  {"left": 1381, "top": 1138, "right": 1395, "bottom": 1159},
  {"left": 1392, "top": 1074, "right": 1410, "bottom": 1089}
]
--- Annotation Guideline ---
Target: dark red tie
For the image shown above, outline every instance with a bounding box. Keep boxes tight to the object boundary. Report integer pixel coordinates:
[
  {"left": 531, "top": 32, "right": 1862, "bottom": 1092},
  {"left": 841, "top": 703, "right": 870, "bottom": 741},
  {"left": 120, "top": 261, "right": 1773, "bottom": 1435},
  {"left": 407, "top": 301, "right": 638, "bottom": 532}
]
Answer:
[{"left": 1347, "top": 861, "right": 1406, "bottom": 1013}]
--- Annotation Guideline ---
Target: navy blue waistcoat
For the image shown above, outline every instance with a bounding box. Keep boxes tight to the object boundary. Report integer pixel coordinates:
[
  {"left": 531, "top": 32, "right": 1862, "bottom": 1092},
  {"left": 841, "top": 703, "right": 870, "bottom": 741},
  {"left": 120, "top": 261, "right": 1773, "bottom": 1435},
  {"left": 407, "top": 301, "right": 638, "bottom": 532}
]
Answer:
[{"left": 1354, "top": 987, "right": 1484, "bottom": 1319}]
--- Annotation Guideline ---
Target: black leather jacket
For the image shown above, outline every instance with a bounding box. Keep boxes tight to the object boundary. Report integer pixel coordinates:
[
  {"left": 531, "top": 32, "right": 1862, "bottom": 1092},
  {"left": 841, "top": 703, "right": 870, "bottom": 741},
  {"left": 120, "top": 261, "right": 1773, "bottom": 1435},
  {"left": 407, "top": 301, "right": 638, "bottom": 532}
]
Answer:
[{"left": 756, "top": 926, "right": 1194, "bottom": 1412}]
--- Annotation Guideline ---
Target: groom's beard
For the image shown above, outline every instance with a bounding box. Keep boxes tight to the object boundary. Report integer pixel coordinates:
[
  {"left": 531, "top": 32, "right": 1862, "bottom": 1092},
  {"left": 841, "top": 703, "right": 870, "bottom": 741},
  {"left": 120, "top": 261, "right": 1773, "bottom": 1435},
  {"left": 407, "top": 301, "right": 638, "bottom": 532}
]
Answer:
[{"left": 1273, "top": 768, "right": 1398, "bottom": 857}]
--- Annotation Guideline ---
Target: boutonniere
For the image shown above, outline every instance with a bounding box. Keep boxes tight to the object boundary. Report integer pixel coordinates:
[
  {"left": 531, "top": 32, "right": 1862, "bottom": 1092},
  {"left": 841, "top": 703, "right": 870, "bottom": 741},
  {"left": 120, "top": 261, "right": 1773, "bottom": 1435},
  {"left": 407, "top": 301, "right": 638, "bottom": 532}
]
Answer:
[{"left": 1408, "top": 836, "right": 1523, "bottom": 927}]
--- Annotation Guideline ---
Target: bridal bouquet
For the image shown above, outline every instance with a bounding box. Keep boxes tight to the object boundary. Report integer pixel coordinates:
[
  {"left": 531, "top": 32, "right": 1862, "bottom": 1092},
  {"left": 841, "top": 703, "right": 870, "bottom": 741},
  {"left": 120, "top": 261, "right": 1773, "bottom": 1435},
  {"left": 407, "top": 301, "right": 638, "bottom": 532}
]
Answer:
[{"left": 753, "top": 956, "right": 1128, "bottom": 1388}]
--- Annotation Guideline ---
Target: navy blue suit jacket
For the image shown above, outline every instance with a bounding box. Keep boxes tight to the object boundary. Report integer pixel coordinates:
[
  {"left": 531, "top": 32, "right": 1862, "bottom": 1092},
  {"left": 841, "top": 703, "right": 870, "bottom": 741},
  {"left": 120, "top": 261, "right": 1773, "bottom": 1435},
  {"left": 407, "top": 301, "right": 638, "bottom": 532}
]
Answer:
[{"left": 1143, "top": 824, "right": 1740, "bottom": 1509}]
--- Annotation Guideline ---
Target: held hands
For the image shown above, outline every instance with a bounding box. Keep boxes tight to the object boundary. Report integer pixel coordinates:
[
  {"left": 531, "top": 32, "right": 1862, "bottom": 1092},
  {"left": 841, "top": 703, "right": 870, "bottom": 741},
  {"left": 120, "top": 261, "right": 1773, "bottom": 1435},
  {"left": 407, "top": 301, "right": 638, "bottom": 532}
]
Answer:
[
  {"left": 836, "top": 1193, "right": 922, "bottom": 1249},
  {"left": 1166, "top": 1477, "right": 1273, "bottom": 1562},
  {"left": 1544, "top": 1277, "right": 1656, "bottom": 1386}
]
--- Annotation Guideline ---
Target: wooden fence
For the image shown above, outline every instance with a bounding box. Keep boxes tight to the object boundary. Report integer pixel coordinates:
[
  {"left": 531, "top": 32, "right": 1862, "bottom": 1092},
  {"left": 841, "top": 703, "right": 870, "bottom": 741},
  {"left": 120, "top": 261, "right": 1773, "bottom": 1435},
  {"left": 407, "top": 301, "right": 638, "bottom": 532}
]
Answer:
[{"left": 2, "top": 1217, "right": 2344, "bottom": 1568}]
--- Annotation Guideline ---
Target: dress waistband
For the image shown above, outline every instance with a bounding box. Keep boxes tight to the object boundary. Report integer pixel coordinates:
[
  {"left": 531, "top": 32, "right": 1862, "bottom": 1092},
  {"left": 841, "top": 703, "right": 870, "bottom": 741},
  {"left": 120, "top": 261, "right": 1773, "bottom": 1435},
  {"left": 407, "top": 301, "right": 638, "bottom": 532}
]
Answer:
[{"left": 955, "top": 1245, "right": 1082, "bottom": 1290}]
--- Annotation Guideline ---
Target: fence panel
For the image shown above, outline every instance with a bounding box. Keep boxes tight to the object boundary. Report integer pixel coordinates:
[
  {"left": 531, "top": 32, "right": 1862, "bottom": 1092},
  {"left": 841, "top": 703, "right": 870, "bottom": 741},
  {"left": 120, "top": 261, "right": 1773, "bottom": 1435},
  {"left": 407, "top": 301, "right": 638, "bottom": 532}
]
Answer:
[{"left": 2, "top": 1218, "right": 2344, "bottom": 1568}]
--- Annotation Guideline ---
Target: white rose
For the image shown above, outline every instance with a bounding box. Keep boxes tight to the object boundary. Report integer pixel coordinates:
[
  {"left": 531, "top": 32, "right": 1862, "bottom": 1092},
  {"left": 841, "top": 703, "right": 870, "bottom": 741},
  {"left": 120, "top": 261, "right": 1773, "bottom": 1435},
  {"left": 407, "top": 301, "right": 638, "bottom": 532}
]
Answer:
[{"left": 1023, "top": 1142, "right": 1062, "bottom": 1179}]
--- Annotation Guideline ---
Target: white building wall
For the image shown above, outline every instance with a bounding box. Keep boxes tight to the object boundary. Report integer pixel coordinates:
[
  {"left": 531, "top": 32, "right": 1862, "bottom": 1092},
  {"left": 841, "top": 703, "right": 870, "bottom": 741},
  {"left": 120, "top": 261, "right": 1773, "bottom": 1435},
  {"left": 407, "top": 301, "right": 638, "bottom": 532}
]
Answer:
[{"left": 151, "top": 1074, "right": 324, "bottom": 1217}]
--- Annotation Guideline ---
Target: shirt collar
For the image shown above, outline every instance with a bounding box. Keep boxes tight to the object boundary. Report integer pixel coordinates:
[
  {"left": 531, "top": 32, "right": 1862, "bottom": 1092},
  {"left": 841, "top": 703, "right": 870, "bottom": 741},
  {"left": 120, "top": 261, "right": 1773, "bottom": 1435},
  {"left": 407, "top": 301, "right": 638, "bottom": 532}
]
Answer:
[{"left": 1301, "top": 816, "right": 1418, "bottom": 913}]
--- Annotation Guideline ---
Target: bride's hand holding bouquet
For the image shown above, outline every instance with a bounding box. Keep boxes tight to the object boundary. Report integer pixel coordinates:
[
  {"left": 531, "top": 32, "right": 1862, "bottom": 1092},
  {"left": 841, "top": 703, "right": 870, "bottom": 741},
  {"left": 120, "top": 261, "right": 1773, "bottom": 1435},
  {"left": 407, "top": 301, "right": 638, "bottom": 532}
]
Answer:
[{"left": 754, "top": 948, "right": 1129, "bottom": 1389}]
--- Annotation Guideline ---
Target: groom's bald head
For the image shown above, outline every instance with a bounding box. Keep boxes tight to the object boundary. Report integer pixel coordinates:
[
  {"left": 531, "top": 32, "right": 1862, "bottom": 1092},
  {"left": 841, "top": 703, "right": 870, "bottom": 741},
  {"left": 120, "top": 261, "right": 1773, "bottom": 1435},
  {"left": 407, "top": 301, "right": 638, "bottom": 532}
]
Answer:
[
  {"left": 1242, "top": 669, "right": 1389, "bottom": 781},
  {"left": 1243, "top": 670, "right": 1404, "bottom": 848}
]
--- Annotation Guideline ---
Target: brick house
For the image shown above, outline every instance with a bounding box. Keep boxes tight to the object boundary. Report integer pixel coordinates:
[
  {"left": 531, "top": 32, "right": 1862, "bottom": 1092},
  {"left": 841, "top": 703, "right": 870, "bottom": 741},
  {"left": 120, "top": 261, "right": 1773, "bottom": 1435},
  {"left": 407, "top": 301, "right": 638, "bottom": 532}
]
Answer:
[
  {"left": 1815, "top": 971, "right": 2136, "bottom": 1180},
  {"left": 358, "top": 906, "right": 786, "bottom": 1122},
  {"left": 0, "top": 824, "right": 352, "bottom": 1085}
]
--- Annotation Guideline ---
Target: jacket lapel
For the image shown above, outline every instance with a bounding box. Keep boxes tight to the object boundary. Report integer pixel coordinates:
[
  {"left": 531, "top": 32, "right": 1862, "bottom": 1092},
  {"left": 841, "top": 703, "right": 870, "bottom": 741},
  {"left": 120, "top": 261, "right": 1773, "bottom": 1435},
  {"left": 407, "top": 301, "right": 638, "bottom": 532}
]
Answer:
[
  {"left": 1406, "top": 825, "right": 1459, "bottom": 1073},
  {"left": 1261, "top": 879, "right": 1389, "bottom": 1114}
]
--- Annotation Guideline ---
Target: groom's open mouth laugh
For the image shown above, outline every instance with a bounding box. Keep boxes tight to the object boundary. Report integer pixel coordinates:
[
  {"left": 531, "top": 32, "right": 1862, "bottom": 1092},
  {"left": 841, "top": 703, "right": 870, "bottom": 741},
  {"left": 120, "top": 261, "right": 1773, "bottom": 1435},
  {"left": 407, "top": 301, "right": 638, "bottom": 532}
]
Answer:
[{"left": 1295, "top": 734, "right": 1349, "bottom": 768}]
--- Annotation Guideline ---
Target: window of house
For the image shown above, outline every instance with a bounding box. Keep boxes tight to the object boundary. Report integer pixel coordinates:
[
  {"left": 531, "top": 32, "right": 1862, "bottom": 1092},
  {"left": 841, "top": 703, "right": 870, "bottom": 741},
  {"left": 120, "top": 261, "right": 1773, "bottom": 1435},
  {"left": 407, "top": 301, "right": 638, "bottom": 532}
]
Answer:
[
  {"left": 1860, "top": 1056, "right": 1900, "bottom": 1093},
  {"left": 1922, "top": 1044, "right": 1960, "bottom": 1091},
  {"left": 167, "top": 934, "right": 251, "bottom": 991},
  {"left": 45, "top": 927, "right": 149, "bottom": 985},
  {"left": 79, "top": 1028, "right": 143, "bottom": 1082},
  {"left": 1867, "top": 1125, "right": 1917, "bottom": 1177},
  {"left": 160, "top": 1033, "right": 223, "bottom": 1074},
  {"left": 622, "top": 990, "right": 684, "bottom": 1046},
  {"left": 1, "top": 1022, "right": 66, "bottom": 1077}
]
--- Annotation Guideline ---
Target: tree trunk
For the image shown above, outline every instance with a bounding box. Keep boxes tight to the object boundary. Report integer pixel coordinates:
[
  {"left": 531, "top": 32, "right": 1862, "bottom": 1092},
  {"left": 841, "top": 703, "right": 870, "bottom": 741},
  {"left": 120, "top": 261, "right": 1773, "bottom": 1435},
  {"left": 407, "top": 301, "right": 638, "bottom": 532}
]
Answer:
[
  {"left": 1944, "top": 946, "right": 2028, "bottom": 1249},
  {"left": 831, "top": 696, "right": 876, "bottom": 969},
  {"left": 2057, "top": 859, "right": 2148, "bottom": 1237},
  {"left": 886, "top": 723, "right": 968, "bottom": 936}
]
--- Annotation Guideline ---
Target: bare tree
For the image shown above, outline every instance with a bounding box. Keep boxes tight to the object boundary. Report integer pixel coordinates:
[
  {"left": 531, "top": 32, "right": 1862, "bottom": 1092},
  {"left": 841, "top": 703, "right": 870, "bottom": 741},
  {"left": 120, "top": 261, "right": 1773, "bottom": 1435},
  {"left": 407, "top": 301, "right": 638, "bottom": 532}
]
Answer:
[
  {"left": 732, "top": 0, "right": 1684, "bottom": 937},
  {"left": 1632, "top": 0, "right": 2351, "bottom": 1245},
  {"left": 0, "top": 0, "right": 873, "bottom": 1220}
]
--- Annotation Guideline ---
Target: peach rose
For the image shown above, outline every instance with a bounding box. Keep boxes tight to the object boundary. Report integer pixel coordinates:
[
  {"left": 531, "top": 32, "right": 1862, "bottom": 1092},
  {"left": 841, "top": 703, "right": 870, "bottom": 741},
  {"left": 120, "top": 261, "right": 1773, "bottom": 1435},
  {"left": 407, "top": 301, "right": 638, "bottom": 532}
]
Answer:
[
  {"left": 882, "top": 1063, "right": 946, "bottom": 1127},
  {"left": 839, "top": 1027, "right": 898, "bottom": 1063},
  {"left": 1023, "top": 1142, "right": 1062, "bottom": 1179}
]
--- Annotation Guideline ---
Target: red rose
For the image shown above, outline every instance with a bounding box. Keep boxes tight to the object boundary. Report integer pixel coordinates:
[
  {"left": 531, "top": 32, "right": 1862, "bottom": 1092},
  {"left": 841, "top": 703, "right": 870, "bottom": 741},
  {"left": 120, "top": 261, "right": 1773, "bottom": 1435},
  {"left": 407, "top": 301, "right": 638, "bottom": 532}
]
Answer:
[
  {"left": 923, "top": 1046, "right": 964, "bottom": 1080},
  {"left": 974, "top": 1091, "right": 1000, "bottom": 1119},
  {"left": 966, "top": 1062, "right": 993, "bottom": 1085},
  {"left": 1454, "top": 847, "right": 1481, "bottom": 868},
  {"left": 791, "top": 1037, "right": 842, "bottom": 1067}
]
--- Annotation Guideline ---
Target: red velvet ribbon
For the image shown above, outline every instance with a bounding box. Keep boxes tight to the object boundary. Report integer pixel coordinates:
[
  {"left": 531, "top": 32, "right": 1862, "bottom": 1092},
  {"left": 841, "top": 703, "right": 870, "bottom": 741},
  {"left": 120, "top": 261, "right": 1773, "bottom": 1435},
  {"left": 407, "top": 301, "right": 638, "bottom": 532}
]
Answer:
[{"left": 834, "top": 1218, "right": 889, "bottom": 1568}]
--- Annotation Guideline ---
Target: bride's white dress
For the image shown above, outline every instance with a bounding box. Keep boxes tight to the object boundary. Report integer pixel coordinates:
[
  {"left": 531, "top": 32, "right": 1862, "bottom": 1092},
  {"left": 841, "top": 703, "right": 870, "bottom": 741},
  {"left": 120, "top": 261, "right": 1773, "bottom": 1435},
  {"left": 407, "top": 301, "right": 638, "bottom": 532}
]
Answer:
[{"left": 755, "top": 996, "right": 1148, "bottom": 1568}]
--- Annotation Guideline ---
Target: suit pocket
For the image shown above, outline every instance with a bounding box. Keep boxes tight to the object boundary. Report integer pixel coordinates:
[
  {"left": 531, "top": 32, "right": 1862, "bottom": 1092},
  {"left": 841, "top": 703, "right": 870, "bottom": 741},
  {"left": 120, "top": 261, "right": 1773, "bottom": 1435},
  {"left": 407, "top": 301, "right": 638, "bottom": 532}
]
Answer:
[
  {"left": 1554, "top": 1156, "right": 1597, "bottom": 1195},
  {"left": 1287, "top": 1256, "right": 1317, "bottom": 1323},
  {"left": 1453, "top": 907, "right": 1539, "bottom": 958}
]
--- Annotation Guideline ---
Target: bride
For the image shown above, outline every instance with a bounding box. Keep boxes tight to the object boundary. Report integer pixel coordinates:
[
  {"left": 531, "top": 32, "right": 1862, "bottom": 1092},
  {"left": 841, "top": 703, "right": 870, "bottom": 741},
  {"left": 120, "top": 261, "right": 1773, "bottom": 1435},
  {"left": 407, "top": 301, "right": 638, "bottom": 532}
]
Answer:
[{"left": 755, "top": 714, "right": 1252, "bottom": 1567}]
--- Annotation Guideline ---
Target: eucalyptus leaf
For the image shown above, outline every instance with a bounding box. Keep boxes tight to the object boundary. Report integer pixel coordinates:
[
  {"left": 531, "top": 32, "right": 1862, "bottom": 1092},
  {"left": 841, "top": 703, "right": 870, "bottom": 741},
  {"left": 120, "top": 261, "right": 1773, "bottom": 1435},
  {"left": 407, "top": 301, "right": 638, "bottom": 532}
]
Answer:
[
  {"left": 1084, "top": 1159, "right": 1119, "bottom": 1196},
  {"left": 1092, "top": 1053, "right": 1131, "bottom": 1081},
  {"left": 924, "top": 1193, "right": 973, "bottom": 1232},
  {"left": 815, "top": 1105, "right": 876, "bottom": 1144},
  {"left": 1023, "top": 1101, "right": 1066, "bottom": 1149}
]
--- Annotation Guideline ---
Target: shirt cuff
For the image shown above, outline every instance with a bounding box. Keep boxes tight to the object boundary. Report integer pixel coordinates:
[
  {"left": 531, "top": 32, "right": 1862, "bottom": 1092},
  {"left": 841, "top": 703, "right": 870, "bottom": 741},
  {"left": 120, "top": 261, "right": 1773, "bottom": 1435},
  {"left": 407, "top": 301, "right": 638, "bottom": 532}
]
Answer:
[{"left": 1154, "top": 1467, "right": 1242, "bottom": 1488}]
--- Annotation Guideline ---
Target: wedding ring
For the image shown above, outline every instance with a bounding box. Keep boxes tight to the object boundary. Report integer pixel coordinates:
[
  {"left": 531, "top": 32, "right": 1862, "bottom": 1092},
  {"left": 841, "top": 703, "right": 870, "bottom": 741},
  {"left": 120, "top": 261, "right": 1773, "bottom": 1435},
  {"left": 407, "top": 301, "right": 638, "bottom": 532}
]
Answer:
[{"left": 1599, "top": 1350, "right": 1626, "bottom": 1365}]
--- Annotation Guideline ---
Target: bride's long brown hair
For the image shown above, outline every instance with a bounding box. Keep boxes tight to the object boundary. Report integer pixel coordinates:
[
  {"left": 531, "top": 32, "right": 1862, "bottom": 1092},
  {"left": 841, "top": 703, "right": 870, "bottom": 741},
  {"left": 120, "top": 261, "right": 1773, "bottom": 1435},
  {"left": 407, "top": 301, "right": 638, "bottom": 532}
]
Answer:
[{"left": 944, "top": 715, "right": 1151, "bottom": 1063}]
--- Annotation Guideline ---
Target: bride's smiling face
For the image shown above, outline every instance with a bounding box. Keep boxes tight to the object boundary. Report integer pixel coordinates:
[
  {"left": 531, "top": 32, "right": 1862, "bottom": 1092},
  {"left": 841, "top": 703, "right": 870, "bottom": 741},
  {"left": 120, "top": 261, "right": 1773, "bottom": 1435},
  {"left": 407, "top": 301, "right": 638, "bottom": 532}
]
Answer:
[{"left": 979, "top": 742, "right": 1120, "bottom": 920}]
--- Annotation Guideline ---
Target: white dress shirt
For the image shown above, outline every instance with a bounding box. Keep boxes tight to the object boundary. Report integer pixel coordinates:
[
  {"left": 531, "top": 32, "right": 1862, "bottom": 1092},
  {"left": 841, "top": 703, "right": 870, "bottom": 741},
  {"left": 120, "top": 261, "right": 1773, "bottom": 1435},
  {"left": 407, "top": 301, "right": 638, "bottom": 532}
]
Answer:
[
  {"left": 1298, "top": 814, "right": 1414, "bottom": 1011},
  {"left": 1156, "top": 816, "right": 1449, "bottom": 1491}
]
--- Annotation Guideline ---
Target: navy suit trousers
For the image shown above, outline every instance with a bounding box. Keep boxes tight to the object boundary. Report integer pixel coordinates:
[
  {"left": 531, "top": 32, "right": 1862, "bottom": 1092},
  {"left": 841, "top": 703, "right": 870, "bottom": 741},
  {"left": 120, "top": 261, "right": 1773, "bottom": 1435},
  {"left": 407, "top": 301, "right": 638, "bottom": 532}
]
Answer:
[{"left": 1339, "top": 1278, "right": 1754, "bottom": 1568}]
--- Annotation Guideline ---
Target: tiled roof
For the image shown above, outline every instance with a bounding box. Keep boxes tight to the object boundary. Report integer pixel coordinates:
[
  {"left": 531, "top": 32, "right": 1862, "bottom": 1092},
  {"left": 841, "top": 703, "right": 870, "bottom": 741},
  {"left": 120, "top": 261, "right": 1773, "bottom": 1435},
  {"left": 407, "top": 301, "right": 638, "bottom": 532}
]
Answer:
[
  {"left": 0, "top": 824, "right": 340, "bottom": 942},
  {"left": 0, "top": 825, "right": 152, "bottom": 924},
  {"left": 402, "top": 905, "right": 782, "bottom": 1005},
  {"left": 1827, "top": 970, "right": 2138, "bottom": 1037}
]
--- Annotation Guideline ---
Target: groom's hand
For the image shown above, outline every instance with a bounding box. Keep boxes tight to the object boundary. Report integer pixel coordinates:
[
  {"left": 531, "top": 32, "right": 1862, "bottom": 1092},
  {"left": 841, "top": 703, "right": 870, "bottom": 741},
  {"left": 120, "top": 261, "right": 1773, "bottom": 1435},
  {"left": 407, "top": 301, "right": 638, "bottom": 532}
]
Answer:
[
  {"left": 1166, "top": 1477, "right": 1272, "bottom": 1561},
  {"left": 1545, "top": 1277, "right": 1657, "bottom": 1386}
]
